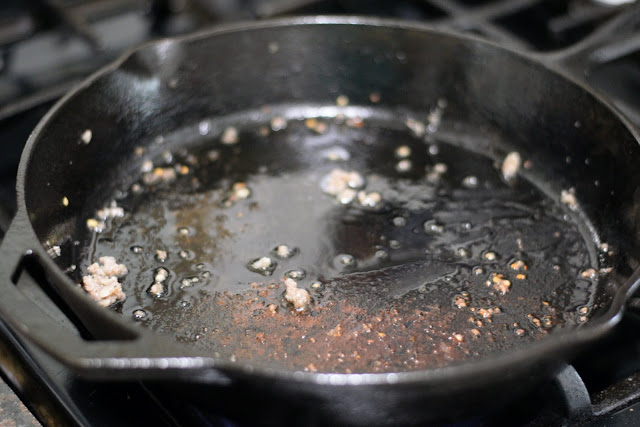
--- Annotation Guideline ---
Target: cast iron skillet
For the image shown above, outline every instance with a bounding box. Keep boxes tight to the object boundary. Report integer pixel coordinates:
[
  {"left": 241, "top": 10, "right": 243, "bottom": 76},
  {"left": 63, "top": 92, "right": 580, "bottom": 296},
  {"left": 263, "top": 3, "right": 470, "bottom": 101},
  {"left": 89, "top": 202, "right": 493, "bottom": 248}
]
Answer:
[{"left": 1, "top": 13, "right": 640, "bottom": 426}]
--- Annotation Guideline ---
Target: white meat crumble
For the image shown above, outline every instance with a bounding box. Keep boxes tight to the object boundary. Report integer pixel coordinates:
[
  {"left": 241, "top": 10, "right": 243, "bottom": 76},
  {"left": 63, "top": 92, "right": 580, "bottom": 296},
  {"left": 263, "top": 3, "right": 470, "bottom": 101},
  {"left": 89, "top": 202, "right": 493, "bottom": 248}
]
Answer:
[
  {"left": 320, "top": 169, "right": 365, "bottom": 196},
  {"left": 284, "top": 278, "right": 310, "bottom": 310},
  {"left": 251, "top": 257, "right": 273, "bottom": 271},
  {"left": 221, "top": 126, "right": 239, "bottom": 145},
  {"left": 82, "top": 256, "right": 127, "bottom": 307},
  {"left": 501, "top": 152, "right": 521, "bottom": 182},
  {"left": 96, "top": 201, "right": 124, "bottom": 220},
  {"left": 561, "top": 188, "right": 578, "bottom": 210}
]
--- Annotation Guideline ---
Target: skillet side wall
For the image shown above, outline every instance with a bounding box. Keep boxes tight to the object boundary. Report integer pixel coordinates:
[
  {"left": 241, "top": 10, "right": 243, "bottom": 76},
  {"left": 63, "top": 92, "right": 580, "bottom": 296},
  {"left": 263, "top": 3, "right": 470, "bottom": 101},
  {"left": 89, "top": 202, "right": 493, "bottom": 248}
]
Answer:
[
  {"left": 148, "top": 357, "right": 573, "bottom": 426},
  {"left": 13, "top": 22, "right": 640, "bottom": 424},
  {"left": 23, "top": 24, "right": 640, "bottom": 321}
]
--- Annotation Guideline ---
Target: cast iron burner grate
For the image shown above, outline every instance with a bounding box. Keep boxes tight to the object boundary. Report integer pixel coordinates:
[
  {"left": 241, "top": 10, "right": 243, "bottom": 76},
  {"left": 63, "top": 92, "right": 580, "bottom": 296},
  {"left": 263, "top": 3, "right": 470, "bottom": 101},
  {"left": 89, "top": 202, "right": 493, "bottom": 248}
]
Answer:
[{"left": 0, "top": 0, "right": 634, "bottom": 117}]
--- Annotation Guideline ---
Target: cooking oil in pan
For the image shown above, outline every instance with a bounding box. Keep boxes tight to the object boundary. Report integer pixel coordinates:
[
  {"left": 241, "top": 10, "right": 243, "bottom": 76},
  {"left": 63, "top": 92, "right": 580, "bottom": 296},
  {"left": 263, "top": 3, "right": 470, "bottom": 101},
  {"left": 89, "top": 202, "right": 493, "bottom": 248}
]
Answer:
[{"left": 76, "top": 110, "right": 605, "bottom": 373}]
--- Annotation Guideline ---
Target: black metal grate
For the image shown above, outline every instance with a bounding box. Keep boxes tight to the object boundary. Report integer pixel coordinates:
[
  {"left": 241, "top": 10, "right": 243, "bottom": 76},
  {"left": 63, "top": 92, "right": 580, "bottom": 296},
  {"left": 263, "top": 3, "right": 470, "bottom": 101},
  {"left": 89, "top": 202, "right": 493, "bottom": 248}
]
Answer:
[{"left": 0, "top": 0, "right": 635, "bottom": 118}]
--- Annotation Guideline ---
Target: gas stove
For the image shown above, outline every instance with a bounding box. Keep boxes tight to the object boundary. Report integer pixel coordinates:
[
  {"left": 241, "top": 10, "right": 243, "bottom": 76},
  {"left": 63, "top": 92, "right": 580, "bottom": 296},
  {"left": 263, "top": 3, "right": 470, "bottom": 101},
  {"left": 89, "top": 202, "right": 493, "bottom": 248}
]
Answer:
[{"left": 1, "top": 1, "right": 640, "bottom": 426}]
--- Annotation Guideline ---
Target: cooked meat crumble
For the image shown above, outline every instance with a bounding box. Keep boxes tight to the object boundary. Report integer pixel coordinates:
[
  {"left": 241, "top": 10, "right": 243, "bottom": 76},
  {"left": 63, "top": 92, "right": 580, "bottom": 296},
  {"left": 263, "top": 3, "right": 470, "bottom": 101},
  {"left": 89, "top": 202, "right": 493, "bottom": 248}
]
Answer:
[
  {"left": 284, "top": 278, "right": 310, "bottom": 310},
  {"left": 501, "top": 152, "right": 521, "bottom": 181},
  {"left": 82, "top": 256, "right": 127, "bottom": 307}
]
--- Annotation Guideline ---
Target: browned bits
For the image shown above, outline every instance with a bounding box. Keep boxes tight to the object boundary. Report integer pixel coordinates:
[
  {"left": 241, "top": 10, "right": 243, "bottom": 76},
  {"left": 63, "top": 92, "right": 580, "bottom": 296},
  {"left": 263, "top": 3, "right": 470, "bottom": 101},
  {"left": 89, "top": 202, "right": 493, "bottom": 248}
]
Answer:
[
  {"left": 274, "top": 245, "right": 295, "bottom": 259},
  {"left": 267, "top": 304, "right": 278, "bottom": 314},
  {"left": 471, "top": 329, "right": 481, "bottom": 337},
  {"left": 141, "top": 159, "right": 153, "bottom": 173},
  {"left": 96, "top": 201, "right": 124, "bottom": 221},
  {"left": 248, "top": 257, "right": 276, "bottom": 276},
  {"left": 405, "top": 118, "right": 425, "bottom": 137},
  {"left": 491, "top": 273, "right": 511, "bottom": 294},
  {"left": 310, "top": 282, "right": 323, "bottom": 290},
  {"left": 527, "top": 313, "right": 542, "bottom": 328},
  {"left": 346, "top": 116, "right": 364, "bottom": 128},
  {"left": 453, "top": 333, "right": 464, "bottom": 343},
  {"left": 320, "top": 169, "right": 365, "bottom": 196},
  {"left": 580, "top": 268, "right": 597, "bottom": 279},
  {"left": 284, "top": 278, "right": 310, "bottom": 310},
  {"left": 81, "top": 129, "right": 92, "bottom": 144},
  {"left": 143, "top": 167, "right": 177, "bottom": 185},
  {"left": 82, "top": 256, "right": 127, "bottom": 307},
  {"left": 501, "top": 152, "right": 521, "bottom": 182},
  {"left": 46, "top": 244, "right": 61, "bottom": 258},
  {"left": 509, "top": 260, "right": 528, "bottom": 271},
  {"left": 516, "top": 273, "right": 527, "bottom": 280},
  {"left": 396, "top": 159, "right": 412, "bottom": 173},
  {"left": 578, "top": 306, "right": 589, "bottom": 315},
  {"left": 484, "top": 251, "right": 497, "bottom": 261},
  {"left": 221, "top": 126, "right": 239, "bottom": 145},
  {"left": 270, "top": 116, "right": 287, "bottom": 131},
  {"left": 149, "top": 283, "right": 164, "bottom": 297},
  {"left": 148, "top": 267, "right": 169, "bottom": 297},
  {"left": 336, "top": 95, "right": 349, "bottom": 106},
  {"left": 453, "top": 292, "right": 470, "bottom": 308},
  {"left": 180, "top": 276, "right": 199, "bottom": 289},
  {"left": 154, "top": 250, "right": 167, "bottom": 263},
  {"left": 395, "top": 145, "right": 411, "bottom": 159},
  {"left": 515, "top": 328, "right": 526, "bottom": 336},
  {"left": 231, "top": 182, "right": 251, "bottom": 200},
  {"left": 306, "top": 363, "right": 317, "bottom": 372},
  {"left": 327, "top": 324, "right": 342, "bottom": 337},
  {"left": 86, "top": 218, "right": 105, "bottom": 233},
  {"left": 426, "top": 162, "right": 448, "bottom": 183},
  {"left": 561, "top": 188, "right": 578, "bottom": 210},
  {"left": 478, "top": 309, "right": 493, "bottom": 319},
  {"left": 357, "top": 191, "right": 382, "bottom": 208},
  {"left": 304, "top": 118, "right": 328, "bottom": 134}
]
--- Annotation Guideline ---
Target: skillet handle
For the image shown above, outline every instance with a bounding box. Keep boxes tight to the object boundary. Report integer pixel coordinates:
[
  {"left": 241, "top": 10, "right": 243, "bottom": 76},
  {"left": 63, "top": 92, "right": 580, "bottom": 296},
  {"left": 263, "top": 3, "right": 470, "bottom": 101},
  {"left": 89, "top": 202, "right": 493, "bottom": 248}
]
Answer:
[
  {"left": 536, "top": 5, "right": 640, "bottom": 79},
  {"left": 0, "top": 215, "right": 227, "bottom": 383}
]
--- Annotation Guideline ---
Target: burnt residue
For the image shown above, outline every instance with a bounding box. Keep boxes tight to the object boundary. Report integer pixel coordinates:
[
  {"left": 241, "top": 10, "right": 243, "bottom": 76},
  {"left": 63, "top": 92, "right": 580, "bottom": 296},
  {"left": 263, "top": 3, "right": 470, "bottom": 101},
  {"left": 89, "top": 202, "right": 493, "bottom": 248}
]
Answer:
[{"left": 76, "top": 112, "right": 600, "bottom": 373}]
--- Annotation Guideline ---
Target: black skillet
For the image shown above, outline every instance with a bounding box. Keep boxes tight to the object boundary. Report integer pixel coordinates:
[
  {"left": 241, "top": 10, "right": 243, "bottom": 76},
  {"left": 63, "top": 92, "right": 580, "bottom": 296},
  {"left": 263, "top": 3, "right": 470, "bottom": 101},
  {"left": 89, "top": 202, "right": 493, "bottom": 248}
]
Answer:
[{"left": 1, "top": 13, "right": 640, "bottom": 426}]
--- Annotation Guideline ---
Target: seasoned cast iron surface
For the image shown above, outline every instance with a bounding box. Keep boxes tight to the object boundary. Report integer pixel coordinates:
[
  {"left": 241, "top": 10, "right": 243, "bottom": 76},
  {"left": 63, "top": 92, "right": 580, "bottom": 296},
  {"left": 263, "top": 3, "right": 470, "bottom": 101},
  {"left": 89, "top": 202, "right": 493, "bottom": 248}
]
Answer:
[{"left": 75, "top": 107, "right": 606, "bottom": 373}]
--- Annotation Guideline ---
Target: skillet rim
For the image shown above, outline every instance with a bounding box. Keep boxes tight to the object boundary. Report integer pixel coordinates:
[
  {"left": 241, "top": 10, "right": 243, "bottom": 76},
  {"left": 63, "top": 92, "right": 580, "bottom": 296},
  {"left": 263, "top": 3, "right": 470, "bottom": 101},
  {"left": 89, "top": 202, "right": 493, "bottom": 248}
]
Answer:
[{"left": 13, "top": 15, "right": 640, "bottom": 385}]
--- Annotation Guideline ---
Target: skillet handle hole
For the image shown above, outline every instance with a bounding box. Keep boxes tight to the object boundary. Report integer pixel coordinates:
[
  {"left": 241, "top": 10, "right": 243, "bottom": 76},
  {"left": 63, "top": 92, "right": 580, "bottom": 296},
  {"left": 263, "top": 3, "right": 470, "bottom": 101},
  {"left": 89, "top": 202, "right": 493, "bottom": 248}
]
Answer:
[{"left": 11, "top": 256, "right": 137, "bottom": 341}]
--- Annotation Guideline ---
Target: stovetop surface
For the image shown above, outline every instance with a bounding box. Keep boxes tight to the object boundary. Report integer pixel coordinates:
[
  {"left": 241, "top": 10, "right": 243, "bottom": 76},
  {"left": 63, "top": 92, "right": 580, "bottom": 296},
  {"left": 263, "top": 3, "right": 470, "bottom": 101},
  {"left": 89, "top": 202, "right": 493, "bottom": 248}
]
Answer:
[{"left": 2, "top": 1, "right": 640, "bottom": 426}]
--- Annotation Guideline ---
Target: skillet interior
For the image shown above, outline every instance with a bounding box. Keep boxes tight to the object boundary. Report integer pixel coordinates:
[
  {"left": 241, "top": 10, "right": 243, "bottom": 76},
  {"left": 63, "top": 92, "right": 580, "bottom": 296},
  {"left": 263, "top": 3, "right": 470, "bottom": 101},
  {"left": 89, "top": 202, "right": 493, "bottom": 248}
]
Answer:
[{"left": 19, "top": 20, "right": 640, "bottom": 368}]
